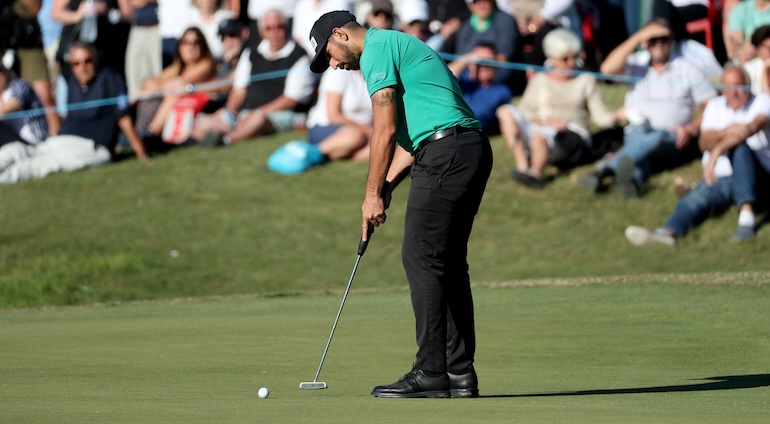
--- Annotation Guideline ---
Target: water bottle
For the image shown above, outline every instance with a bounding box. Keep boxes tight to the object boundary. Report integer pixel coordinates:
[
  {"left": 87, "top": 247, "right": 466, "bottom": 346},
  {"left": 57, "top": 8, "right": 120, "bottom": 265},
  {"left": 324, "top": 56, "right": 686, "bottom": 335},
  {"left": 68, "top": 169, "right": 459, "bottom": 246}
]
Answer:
[{"left": 80, "top": 0, "right": 98, "bottom": 43}]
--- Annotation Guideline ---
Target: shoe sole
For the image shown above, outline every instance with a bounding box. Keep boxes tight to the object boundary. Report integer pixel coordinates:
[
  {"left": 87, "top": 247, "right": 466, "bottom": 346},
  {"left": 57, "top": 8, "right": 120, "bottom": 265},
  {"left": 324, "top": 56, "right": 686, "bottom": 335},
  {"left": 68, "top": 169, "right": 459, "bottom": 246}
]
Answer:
[
  {"left": 577, "top": 174, "right": 600, "bottom": 194},
  {"left": 450, "top": 388, "right": 479, "bottom": 398},
  {"left": 371, "top": 390, "right": 450, "bottom": 398},
  {"left": 625, "top": 226, "right": 675, "bottom": 246}
]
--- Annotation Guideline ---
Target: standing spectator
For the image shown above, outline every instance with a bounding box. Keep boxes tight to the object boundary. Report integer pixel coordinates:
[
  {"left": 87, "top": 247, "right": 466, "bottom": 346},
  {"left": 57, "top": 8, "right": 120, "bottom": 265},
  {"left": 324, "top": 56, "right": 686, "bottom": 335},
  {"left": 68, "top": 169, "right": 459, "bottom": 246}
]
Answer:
[
  {"left": 123, "top": 0, "right": 160, "bottom": 99},
  {"left": 497, "top": 28, "right": 616, "bottom": 189},
  {"left": 0, "top": 65, "right": 49, "bottom": 146},
  {"left": 440, "top": 0, "right": 520, "bottom": 88},
  {"left": 447, "top": 42, "right": 512, "bottom": 133},
  {"left": 579, "top": 19, "right": 717, "bottom": 199},
  {"left": 191, "top": 9, "right": 315, "bottom": 146},
  {"left": 291, "top": 0, "right": 353, "bottom": 57},
  {"left": 0, "top": 42, "right": 149, "bottom": 185},
  {"left": 509, "top": 0, "right": 582, "bottom": 67},
  {"left": 158, "top": 0, "right": 191, "bottom": 67},
  {"left": 188, "top": 0, "right": 233, "bottom": 60},
  {"left": 625, "top": 66, "right": 770, "bottom": 245}
]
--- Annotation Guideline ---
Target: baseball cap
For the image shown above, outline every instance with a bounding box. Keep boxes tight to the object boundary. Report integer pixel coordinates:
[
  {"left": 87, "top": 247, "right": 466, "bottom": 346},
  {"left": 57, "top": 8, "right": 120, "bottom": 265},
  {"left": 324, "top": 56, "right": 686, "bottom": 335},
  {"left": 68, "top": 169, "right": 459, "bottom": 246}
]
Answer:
[
  {"left": 398, "top": 0, "right": 429, "bottom": 24},
  {"left": 218, "top": 19, "right": 243, "bottom": 37},
  {"left": 309, "top": 10, "right": 357, "bottom": 73}
]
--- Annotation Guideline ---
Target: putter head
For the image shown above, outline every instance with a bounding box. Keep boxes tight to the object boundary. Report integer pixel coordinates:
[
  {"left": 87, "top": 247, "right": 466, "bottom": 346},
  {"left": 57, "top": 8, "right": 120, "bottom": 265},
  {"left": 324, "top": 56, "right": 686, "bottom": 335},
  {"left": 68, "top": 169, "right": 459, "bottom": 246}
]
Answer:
[{"left": 299, "top": 381, "right": 327, "bottom": 390}]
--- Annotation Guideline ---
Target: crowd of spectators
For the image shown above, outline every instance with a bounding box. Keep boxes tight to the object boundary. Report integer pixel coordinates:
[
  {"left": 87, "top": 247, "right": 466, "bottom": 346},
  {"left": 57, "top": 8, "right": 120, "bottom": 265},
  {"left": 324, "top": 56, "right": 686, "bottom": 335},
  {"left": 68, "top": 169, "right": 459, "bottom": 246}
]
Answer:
[{"left": 0, "top": 0, "right": 769, "bottom": 243}]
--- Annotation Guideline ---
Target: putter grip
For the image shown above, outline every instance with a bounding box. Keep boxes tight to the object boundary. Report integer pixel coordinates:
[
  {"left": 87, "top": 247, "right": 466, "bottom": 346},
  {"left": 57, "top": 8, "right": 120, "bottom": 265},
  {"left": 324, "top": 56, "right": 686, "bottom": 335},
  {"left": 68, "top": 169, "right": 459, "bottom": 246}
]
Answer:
[{"left": 358, "top": 223, "right": 374, "bottom": 256}]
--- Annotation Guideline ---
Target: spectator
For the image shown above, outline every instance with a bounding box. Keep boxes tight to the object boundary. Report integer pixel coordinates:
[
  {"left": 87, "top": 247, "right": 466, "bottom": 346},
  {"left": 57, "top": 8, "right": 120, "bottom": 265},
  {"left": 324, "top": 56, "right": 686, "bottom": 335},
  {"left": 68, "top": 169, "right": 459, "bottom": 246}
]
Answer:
[
  {"left": 727, "top": 0, "right": 770, "bottom": 64},
  {"left": 0, "top": 42, "right": 149, "bottom": 185},
  {"left": 447, "top": 42, "right": 512, "bottom": 133},
  {"left": 267, "top": 68, "right": 372, "bottom": 174},
  {"left": 191, "top": 9, "right": 315, "bottom": 147},
  {"left": 0, "top": 65, "right": 49, "bottom": 146},
  {"left": 497, "top": 28, "right": 616, "bottom": 189},
  {"left": 134, "top": 26, "right": 216, "bottom": 141},
  {"left": 123, "top": 0, "right": 161, "bottom": 99},
  {"left": 52, "top": 0, "right": 131, "bottom": 78},
  {"left": 2, "top": 0, "right": 61, "bottom": 135},
  {"left": 292, "top": 0, "right": 353, "bottom": 58},
  {"left": 188, "top": 0, "right": 234, "bottom": 60},
  {"left": 625, "top": 66, "right": 770, "bottom": 245},
  {"left": 202, "top": 18, "right": 248, "bottom": 111},
  {"left": 579, "top": 19, "right": 717, "bottom": 199},
  {"left": 743, "top": 24, "right": 770, "bottom": 94},
  {"left": 440, "top": 0, "right": 520, "bottom": 87},
  {"left": 700, "top": 65, "right": 770, "bottom": 240}
]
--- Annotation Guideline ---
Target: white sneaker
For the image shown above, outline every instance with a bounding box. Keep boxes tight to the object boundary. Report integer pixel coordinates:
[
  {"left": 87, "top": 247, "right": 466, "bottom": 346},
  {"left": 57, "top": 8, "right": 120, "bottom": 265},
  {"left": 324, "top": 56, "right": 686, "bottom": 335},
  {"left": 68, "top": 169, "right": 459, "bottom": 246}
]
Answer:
[{"left": 625, "top": 226, "right": 676, "bottom": 246}]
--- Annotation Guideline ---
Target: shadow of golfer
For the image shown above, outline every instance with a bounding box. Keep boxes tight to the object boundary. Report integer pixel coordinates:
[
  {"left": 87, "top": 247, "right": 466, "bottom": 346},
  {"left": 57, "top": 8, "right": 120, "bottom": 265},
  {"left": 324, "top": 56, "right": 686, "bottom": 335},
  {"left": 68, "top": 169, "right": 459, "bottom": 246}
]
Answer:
[{"left": 482, "top": 374, "right": 770, "bottom": 398}]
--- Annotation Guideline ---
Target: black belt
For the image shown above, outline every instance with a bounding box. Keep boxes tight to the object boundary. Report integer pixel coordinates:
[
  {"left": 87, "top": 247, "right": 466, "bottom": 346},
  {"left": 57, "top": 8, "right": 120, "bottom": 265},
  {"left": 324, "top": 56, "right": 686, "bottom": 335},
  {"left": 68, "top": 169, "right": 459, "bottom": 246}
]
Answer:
[{"left": 416, "top": 126, "right": 483, "bottom": 153}]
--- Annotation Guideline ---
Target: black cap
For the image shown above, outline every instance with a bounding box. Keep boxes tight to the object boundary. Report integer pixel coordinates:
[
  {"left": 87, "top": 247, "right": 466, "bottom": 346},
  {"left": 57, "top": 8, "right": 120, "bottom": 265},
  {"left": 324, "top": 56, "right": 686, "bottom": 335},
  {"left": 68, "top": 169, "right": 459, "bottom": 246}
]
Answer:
[
  {"left": 309, "top": 10, "right": 357, "bottom": 73},
  {"left": 218, "top": 19, "right": 244, "bottom": 37}
]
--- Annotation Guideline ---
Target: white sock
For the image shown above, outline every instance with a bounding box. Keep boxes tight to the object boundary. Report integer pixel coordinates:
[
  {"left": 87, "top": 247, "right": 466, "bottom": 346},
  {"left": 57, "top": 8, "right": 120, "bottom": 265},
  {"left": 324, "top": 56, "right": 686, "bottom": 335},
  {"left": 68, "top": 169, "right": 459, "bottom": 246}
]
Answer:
[
  {"left": 738, "top": 210, "right": 755, "bottom": 227},
  {"left": 222, "top": 136, "right": 232, "bottom": 145}
]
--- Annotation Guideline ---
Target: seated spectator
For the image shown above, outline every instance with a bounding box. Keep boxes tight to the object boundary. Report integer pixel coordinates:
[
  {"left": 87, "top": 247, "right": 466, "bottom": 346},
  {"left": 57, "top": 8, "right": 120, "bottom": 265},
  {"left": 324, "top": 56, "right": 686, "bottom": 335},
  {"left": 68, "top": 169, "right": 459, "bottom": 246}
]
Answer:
[
  {"left": 496, "top": 28, "right": 616, "bottom": 189},
  {"left": 188, "top": 0, "right": 234, "bottom": 60},
  {"left": 0, "top": 42, "right": 149, "bottom": 185},
  {"left": 0, "top": 65, "right": 49, "bottom": 146},
  {"left": 625, "top": 66, "right": 770, "bottom": 245},
  {"left": 440, "top": 0, "right": 520, "bottom": 88},
  {"left": 267, "top": 68, "right": 372, "bottom": 174},
  {"left": 134, "top": 26, "right": 216, "bottom": 141},
  {"left": 727, "top": 0, "right": 770, "bottom": 64},
  {"left": 200, "top": 18, "right": 248, "bottom": 112},
  {"left": 743, "top": 24, "right": 770, "bottom": 93},
  {"left": 579, "top": 19, "right": 717, "bottom": 199},
  {"left": 190, "top": 9, "right": 314, "bottom": 147},
  {"left": 448, "top": 42, "right": 512, "bottom": 133}
]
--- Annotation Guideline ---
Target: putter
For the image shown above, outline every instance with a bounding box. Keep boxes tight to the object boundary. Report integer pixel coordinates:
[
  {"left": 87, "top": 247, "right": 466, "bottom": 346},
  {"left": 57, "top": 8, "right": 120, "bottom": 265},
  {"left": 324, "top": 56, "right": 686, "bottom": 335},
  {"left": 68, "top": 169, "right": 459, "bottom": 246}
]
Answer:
[{"left": 300, "top": 224, "right": 374, "bottom": 390}]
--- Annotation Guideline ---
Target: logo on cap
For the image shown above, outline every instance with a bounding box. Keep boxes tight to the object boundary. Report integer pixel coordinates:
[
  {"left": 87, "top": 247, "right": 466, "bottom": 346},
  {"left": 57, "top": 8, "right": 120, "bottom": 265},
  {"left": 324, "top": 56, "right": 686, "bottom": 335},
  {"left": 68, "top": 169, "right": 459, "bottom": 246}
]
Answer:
[{"left": 310, "top": 36, "right": 317, "bottom": 51}]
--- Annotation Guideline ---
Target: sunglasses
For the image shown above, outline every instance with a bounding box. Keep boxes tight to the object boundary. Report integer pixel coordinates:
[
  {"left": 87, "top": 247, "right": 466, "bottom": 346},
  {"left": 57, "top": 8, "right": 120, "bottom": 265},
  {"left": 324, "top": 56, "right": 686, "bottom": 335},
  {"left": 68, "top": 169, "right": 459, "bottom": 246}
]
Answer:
[
  {"left": 373, "top": 10, "right": 393, "bottom": 19},
  {"left": 71, "top": 58, "right": 93, "bottom": 67},
  {"left": 181, "top": 39, "right": 201, "bottom": 46},
  {"left": 263, "top": 25, "right": 286, "bottom": 31}
]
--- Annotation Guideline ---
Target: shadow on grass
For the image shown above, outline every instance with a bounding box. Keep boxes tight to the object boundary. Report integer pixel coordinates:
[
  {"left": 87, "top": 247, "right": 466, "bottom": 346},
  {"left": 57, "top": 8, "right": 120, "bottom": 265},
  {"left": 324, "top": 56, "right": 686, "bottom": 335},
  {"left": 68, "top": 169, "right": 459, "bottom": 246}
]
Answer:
[{"left": 483, "top": 374, "right": 770, "bottom": 398}]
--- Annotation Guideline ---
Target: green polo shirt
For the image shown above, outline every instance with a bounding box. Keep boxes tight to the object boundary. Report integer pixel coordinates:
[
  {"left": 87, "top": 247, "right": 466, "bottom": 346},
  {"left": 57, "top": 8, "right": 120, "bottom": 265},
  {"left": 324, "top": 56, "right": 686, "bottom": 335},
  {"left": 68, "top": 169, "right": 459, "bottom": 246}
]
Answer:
[{"left": 360, "top": 28, "right": 480, "bottom": 154}]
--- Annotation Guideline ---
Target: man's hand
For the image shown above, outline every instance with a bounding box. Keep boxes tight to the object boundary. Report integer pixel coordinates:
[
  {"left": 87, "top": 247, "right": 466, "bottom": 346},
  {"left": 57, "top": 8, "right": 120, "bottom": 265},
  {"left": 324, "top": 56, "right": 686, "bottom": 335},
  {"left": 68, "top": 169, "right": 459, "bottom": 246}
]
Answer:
[
  {"left": 674, "top": 124, "right": 694, "bottom": 150},
  {"left": 362, "top": 194, "right": 386, "bottom": 241},
  {"left": 703, "top": 154, "right": 719, "bottom": 186}
]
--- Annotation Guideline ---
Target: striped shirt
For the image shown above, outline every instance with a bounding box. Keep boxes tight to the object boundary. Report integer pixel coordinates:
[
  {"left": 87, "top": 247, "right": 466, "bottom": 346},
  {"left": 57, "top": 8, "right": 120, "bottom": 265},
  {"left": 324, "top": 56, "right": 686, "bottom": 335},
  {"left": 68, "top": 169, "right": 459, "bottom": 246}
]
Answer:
[{"left": 1, "top": 78, "right": 49, "bottom": 144}]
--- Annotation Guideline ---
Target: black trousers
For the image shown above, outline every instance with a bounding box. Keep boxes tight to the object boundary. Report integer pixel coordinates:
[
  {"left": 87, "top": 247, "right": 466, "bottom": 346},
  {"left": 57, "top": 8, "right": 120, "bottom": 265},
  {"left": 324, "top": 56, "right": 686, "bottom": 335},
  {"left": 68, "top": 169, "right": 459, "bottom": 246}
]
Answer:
[{"left": 402, "top": 131, "right": 493, "bottom": 374}]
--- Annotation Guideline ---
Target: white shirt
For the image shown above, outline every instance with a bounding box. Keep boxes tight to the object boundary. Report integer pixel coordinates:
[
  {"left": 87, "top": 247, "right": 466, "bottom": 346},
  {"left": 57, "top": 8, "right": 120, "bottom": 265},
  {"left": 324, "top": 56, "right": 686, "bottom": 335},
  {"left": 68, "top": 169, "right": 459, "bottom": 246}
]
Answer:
[
  {"left": 158, "top": 0, "right": 192, "bottom": 38},
  {"left": 232, "top": 41, "right": 315, "bottom": 104},
  {"left": 701, "top": 94, "right": 770, "bottom": 175},
  {"left": 624, "top": 52, "right": 717, "bottom": 130},
  {"left": 743, "top": 57, "right": 767, "bottom": 95},
  {"left": 292, "top": 0, "right": 354, "bottom": 58},
  {"left": 188, "top": 8, "right": 234, "bottom": 59},
  {"left": 307, "top": 69, "right": 372, "bottom": 128}
]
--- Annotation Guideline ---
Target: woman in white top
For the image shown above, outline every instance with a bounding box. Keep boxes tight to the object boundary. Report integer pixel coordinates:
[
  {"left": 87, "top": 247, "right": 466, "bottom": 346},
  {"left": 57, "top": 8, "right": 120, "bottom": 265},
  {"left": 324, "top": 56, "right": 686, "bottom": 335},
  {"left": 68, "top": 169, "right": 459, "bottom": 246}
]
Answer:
[
  {"left": 267, "top": 68, "right": 372, "bottom": 175},
  {"left": 496, "top": 28, "right": 617, "bottom": 189}
]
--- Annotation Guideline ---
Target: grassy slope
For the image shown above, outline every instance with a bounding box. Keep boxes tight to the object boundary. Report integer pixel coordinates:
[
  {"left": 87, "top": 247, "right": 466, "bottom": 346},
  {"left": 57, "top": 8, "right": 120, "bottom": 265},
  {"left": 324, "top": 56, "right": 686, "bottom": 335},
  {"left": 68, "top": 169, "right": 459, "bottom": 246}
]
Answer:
[
  {"left": 0, "top": 83, "right": 768, "bottom": 309},
  {"left": 1, "top": 280, "right": 769, "bottom": 423}
]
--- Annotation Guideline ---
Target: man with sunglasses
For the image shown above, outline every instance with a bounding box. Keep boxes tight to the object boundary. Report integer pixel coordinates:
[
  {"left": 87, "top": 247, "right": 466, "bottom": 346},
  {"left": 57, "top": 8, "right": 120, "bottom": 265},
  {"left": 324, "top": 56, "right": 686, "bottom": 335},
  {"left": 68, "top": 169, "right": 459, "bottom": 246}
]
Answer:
[
  {"left": 579, "top": 18, "right": 717, "bottom": 199},
  {"left": 0, "top": 41, "right": 149, "bottom": 185}
]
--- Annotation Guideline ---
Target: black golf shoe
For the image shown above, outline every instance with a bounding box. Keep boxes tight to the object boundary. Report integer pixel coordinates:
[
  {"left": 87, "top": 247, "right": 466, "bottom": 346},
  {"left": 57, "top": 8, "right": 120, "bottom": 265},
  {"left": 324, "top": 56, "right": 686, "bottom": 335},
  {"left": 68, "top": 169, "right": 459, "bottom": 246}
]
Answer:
[
  {"left": 371, "top": 366, "right": 450, "bottom": 398},
  {"left": 448, "top": 370, "right": 479, "bottom": 398}
]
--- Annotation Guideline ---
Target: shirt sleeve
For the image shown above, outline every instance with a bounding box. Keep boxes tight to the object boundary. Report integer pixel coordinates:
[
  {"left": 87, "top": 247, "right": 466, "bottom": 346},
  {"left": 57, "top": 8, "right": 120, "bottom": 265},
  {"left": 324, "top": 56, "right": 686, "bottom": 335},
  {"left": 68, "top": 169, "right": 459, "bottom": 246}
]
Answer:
[
  {"left": 283, "top": 55, "right": 316, "bottom": 103},
  {"left": 233, "top": 49, "right": 252, "bottom": 89}
]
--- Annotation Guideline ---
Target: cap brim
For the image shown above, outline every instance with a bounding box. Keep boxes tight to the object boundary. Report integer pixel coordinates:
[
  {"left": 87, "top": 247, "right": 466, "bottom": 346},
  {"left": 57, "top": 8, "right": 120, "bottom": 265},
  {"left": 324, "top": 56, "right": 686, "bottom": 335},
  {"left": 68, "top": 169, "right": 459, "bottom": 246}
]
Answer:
[{"left": 309, "top": 40, "right": 330, "bottom": 73}]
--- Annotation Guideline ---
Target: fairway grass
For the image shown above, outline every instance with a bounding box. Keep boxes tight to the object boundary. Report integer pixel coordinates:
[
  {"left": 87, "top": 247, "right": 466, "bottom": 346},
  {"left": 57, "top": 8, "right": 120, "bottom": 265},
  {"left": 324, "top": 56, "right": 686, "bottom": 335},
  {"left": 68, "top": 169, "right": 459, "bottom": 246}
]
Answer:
[{"left": 2, "top": 275, "right": 769, "bottom": 423}]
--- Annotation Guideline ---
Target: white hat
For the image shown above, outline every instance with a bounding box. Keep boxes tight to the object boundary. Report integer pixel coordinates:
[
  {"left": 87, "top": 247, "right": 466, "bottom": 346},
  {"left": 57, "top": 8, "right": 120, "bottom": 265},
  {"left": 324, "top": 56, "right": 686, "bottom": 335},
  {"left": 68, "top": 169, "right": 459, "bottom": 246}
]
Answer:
[{"left": 398, "top": 0, "right": 429, "bottom": 24}]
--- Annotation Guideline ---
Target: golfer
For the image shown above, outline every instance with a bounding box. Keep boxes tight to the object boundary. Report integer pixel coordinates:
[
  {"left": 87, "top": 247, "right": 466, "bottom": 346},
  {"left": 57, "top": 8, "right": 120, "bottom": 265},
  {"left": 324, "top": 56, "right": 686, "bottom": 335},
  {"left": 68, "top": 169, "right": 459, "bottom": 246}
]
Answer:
[{"left": 309, "top": 11, "right": 493, "bottom": 398}]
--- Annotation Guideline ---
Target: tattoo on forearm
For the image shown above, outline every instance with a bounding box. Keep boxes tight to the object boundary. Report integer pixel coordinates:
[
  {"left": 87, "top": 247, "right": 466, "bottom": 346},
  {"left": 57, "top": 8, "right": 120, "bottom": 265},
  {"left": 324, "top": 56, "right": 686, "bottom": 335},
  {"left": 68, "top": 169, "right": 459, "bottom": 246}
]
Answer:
[{"left": 372, "top": 90, "right": 394, "bottom": 107}]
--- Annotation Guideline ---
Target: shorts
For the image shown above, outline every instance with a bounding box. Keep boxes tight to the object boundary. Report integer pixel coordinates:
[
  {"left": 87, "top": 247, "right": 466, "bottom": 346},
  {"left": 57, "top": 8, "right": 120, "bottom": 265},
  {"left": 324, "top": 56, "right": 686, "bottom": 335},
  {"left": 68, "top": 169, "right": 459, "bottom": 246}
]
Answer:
[
  {"left": 308, "top": 124, "right": 341, "bottom": 145},
  {"left": 17, "top": 47, "right": 50, "bottom": 82}
]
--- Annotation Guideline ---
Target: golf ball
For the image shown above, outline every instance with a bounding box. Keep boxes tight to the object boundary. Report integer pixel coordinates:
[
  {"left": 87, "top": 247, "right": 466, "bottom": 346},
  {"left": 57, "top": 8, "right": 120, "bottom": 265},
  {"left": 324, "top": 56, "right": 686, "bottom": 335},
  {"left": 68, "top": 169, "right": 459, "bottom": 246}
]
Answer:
[{"left": 258, "top": 387, "right": 269, "bottom": 398}]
